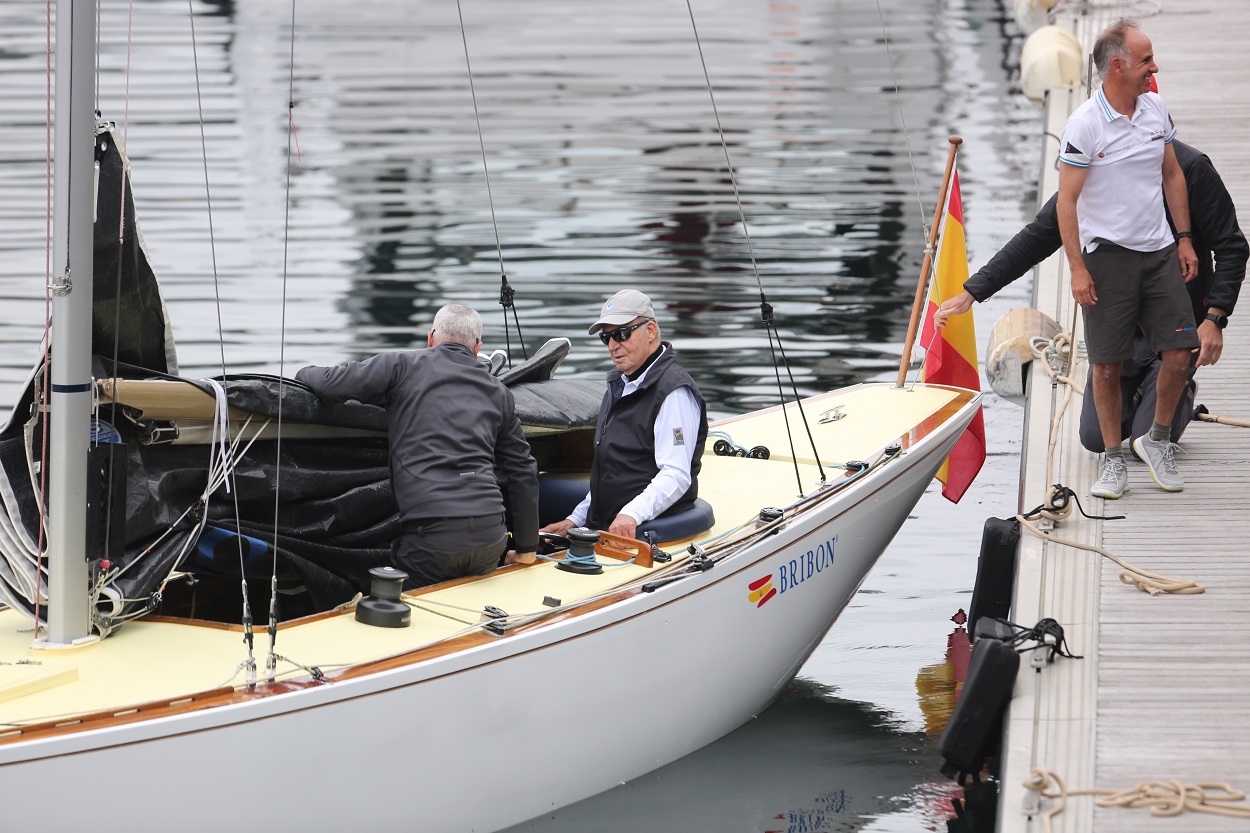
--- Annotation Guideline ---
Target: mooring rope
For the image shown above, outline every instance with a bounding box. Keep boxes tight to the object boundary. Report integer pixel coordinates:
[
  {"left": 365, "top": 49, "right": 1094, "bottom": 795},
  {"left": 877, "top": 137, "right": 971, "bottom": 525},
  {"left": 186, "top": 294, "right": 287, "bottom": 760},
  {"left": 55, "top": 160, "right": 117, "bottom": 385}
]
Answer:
[
  {"left": 1193, "top": 408, "right": 1250, "bottom": 429},
  {"left": 1029, "top": 330, "right": 1084, "bottom": 488},
  {"left": 1018, "top": 331, "right": 1204, "bottom": 595},
  {"left": 1016, "top": 512, "right": 1204, "bottom": 596},
  {"left": 1023, "top": 768, "right": 1250, "bottom": 833}
]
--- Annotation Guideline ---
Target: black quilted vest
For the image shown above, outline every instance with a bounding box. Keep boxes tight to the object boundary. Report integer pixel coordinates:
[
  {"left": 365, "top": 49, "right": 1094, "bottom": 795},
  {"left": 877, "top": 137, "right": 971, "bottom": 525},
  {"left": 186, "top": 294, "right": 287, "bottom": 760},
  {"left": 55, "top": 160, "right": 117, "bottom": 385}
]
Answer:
[{"left": 586, "top": 344, "right": 708, "bottom": 530}]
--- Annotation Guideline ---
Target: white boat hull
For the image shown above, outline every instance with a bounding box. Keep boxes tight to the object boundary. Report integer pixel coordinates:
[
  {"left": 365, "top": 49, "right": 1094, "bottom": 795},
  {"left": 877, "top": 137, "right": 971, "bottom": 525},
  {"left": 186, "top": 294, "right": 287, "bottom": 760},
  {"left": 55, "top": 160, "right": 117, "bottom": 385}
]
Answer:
[{"left": 0, "top": 390, "right": 971, "bottom": 832}]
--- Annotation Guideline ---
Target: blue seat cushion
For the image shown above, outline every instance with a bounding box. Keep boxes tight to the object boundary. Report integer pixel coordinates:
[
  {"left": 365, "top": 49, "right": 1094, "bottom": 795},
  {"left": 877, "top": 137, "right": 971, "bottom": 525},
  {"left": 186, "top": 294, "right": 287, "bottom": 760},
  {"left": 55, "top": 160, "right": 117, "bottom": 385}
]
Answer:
[{"left": 638, "top": 498, "right": 715, "bottom": 543}]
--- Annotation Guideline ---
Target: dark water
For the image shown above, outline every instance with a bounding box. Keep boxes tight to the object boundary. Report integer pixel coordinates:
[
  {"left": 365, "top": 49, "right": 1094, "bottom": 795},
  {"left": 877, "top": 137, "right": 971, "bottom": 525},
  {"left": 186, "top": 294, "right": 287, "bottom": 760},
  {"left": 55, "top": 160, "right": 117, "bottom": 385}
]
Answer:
[{"left": 0, "top": 0, "right": 1041, "bottom": 829}]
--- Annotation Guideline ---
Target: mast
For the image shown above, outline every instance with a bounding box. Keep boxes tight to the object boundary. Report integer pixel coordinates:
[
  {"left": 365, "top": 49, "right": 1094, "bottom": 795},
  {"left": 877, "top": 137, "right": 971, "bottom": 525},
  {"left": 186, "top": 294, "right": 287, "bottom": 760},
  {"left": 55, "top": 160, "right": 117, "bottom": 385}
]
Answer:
[{"left": 46, "top": 0, "right": 97, "bottom": 644}]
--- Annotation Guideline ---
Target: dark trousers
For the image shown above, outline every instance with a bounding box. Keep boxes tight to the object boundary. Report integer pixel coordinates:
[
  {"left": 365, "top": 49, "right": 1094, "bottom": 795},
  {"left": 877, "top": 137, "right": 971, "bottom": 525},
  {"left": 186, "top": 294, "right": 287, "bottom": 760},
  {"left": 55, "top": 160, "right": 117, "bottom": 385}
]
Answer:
[
  {"left": 1078, "top": 332, "right": 1198, "bottom": 453},
  {"left": 391, "top": 514, "right": 507, "bottom": 589}
]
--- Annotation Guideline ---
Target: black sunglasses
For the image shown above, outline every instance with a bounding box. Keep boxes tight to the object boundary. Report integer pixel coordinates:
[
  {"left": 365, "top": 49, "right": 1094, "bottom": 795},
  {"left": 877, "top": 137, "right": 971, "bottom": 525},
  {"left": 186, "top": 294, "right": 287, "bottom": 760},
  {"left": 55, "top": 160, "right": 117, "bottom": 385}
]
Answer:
[{"left": 598, "top": 320, "right": 649, "bottom": 345}]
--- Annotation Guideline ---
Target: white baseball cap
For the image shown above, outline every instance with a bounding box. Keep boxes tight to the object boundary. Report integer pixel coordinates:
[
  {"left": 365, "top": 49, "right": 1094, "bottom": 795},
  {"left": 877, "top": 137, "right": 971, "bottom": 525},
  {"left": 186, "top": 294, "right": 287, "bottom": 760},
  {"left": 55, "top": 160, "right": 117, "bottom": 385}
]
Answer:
[{"left": 587, "top": 289, "right": 656, "bottom": 335}]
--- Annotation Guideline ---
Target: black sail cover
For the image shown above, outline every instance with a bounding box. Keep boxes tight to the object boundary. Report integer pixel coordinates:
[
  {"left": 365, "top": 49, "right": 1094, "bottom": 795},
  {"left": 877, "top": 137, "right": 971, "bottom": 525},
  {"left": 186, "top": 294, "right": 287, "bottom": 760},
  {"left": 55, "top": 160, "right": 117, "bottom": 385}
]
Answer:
[{"left": 0, "top": 125, "right": 600, "bottom": 632}]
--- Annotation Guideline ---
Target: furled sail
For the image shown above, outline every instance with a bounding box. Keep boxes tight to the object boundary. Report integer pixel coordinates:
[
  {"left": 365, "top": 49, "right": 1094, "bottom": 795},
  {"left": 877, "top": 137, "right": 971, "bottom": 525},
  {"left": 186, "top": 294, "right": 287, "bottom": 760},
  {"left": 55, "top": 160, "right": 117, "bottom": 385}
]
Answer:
[{"left": 0, "top": 124, "right": 601, "bottom": 633}]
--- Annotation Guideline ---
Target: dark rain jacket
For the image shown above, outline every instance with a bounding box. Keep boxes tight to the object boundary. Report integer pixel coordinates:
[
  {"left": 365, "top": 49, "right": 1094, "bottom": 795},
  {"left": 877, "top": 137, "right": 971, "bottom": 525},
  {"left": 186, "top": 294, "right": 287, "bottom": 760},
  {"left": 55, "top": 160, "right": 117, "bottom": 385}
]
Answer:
[{"left": 295, "top": 342, "right": 539, "bottom": 552}]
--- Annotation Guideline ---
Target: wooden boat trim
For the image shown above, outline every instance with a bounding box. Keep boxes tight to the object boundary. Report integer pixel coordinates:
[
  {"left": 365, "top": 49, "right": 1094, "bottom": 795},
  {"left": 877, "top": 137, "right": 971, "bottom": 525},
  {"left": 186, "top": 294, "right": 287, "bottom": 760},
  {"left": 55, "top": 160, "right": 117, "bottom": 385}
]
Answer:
[{"left": 0, "top": 686, "right": 240, "bottom": 743}]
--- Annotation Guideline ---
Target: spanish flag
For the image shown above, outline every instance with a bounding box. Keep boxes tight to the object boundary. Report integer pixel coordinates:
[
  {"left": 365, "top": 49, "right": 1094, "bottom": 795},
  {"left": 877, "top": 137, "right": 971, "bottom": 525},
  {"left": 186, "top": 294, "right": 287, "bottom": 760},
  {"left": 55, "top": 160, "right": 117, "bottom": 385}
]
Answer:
[{"left": 921, "top": 168, "right": 985, "bottom": 503}]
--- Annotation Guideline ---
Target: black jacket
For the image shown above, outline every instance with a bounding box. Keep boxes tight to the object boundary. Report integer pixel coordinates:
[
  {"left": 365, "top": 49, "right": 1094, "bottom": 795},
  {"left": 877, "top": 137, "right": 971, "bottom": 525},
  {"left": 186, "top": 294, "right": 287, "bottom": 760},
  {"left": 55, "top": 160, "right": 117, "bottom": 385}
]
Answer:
[
  {"left": 964, "top": 140, "right": 1247, "bottom": 323},
  {"left": 296, "top": 343, "right": 539, "bottom": 552}
]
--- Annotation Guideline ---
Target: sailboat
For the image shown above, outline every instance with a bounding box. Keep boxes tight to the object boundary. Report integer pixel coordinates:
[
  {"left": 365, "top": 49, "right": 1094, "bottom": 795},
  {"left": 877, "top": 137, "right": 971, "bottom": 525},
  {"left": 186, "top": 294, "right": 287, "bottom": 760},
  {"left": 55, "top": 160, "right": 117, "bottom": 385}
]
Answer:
[{"left": 0, "top": 1, "right": 982, "bottom": 829}]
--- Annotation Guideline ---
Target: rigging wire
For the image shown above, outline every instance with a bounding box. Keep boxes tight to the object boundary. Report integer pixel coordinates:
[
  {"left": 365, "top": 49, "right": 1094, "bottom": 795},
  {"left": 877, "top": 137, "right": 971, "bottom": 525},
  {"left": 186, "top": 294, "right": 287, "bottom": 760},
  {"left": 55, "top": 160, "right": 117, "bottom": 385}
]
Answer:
[
  {"left": 97, "top": 0, "right": 140, "bottom": 630},
  {"left": 185, "top": 0, "right": 257, "bottom": 685},
  {"left": 36, "top": 0, "right": 56, "bottom": 636},
  {"left": 905, "top": 309, "right": 948, "bottom": 389},
  {"left": 681, "top": 0, "right": 826, "bottom": 491},
  {"left": 452, "top": 0, "right": 525, "bottom": 362},
  {"left": 92, "top": 390, "right": 258, "bottom": 635},
  {"left": 259, "top": 0, "right": 304, "bottom": 684},
  {"left": 875, "top": 1, "right": 966, "bottom": 387},
  {"left": 100, "top": 416, "right": 269, "bottom": 589},
  {"left": 874, "top": 0, "right": 931, "bottom": 246},
  {"left": 35, "top": 0, "right": 135, "bottom": 634},
  {"left": 455, "top": 0, "right": 527, "bottom": 363}
]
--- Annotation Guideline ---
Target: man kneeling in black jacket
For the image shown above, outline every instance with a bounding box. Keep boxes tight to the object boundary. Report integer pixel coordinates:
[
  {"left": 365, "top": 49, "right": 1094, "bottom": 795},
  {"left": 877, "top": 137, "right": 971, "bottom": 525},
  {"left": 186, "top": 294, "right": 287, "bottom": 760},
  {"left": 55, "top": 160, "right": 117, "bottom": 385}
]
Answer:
[{"left": 297, "top": 304, "right": 539, "bottom": 588}]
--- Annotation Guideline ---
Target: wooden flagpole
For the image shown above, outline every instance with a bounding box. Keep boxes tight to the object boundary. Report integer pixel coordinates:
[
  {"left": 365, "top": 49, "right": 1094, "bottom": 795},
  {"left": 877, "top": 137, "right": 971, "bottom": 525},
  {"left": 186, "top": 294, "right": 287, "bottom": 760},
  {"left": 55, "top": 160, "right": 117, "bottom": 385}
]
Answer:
[{"left": 895, "top": 135, "right": 962, "bottom": 388}]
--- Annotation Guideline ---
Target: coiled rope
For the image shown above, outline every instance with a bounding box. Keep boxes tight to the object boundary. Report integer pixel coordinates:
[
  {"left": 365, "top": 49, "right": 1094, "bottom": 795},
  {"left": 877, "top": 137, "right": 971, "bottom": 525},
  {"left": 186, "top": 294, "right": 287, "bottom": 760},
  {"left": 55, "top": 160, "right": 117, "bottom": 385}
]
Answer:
[{"left": 1024, "top": 768, "right": 1250, "bottom": 833}]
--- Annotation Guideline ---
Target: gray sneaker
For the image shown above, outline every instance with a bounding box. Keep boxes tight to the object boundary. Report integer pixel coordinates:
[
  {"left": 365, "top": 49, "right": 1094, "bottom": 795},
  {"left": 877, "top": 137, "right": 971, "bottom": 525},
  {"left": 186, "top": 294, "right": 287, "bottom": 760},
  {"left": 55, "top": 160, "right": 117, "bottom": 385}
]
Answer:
[
  {"left": 1091, "top": 456, "right": 1128, "bottom": 499},
  {"left": 1132, "top": 435, "right": 1184, "bottom": 492}
]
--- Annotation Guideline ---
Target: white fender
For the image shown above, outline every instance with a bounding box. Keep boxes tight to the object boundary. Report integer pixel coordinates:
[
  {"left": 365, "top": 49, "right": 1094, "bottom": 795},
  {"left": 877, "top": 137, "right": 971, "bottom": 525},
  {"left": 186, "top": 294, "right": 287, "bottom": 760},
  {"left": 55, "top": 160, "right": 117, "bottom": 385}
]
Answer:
[
  {"left": 985, "top": 307, "right": 1060, "bottom": 401},
  {"left": 1013, "top": 0, "right": 1061, "bottom": 35},
  {"left": 1020, "top": 26, "right": 1083, "bottom": 105}
]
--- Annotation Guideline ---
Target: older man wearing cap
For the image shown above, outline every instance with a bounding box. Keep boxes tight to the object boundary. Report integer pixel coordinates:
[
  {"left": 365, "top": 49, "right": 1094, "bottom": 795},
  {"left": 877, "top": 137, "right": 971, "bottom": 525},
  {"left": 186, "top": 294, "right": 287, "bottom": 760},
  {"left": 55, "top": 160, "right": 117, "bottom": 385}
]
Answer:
[{"left": 542, "top": 289, "right": 708, "bottom": 540}]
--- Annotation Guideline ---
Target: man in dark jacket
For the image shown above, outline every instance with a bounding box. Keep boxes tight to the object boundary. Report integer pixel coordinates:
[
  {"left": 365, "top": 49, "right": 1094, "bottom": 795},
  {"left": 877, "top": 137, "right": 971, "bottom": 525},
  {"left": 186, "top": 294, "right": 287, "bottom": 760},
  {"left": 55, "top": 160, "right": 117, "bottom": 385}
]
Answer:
[
  {"left": 934, "top": 139, "right": 1247, "bottom": 453},
  {"left": 296, "top": 304, "right": 539, "bottom": 588},
  {"left": 541, "top": 289, "right": 708, "bottom": 541}
]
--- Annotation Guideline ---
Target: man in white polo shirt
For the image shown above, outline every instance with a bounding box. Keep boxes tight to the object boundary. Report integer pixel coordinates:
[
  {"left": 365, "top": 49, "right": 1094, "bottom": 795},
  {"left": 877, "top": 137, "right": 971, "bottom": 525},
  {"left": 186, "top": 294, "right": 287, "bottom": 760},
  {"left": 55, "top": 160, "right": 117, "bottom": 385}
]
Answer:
[{"left": 1057, "top": 19, "right": 1199, "bottom": 499}]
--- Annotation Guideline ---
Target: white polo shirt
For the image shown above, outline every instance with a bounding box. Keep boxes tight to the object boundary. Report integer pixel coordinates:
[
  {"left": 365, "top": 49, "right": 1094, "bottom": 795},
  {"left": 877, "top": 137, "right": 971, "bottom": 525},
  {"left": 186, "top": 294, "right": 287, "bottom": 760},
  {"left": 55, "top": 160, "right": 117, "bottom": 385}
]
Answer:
[{"left": 1058, "top": 88, "right": 1177, "bottom": 253}]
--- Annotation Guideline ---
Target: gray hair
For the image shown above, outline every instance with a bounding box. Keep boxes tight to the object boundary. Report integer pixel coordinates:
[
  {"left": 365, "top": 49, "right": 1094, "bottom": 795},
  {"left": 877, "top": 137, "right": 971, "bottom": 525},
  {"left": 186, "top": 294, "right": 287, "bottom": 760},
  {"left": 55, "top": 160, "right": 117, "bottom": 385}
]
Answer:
[
  {"left": 1092, "top": 18, "right": 1140, "bottom": 80},
  {"left": 430, "top": 304, "right": 482, "bottom": 347}
]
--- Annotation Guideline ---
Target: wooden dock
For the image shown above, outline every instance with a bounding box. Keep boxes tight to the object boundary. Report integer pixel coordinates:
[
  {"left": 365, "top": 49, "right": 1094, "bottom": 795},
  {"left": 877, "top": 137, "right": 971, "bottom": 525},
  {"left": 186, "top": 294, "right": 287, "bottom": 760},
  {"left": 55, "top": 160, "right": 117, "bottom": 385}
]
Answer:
[{"left": 998, "top": 3, "right": 1250, "bottom": 832}]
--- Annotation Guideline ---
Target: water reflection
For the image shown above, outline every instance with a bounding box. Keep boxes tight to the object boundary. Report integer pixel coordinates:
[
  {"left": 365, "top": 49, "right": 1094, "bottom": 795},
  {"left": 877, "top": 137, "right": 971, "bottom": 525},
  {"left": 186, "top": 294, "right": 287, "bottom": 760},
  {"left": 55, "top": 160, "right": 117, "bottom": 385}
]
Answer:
[
  {"left": 0, "top": 0, "right": 946, "bottom": 416},
  {"left": 261, "top": 0, "right": 944, "bottom": 416},
  {"left": 916, "top": 612, "right": 974, "bottom": 739},
  {"left": 503, "top": 680, "right": 954, "bottom": 833}
]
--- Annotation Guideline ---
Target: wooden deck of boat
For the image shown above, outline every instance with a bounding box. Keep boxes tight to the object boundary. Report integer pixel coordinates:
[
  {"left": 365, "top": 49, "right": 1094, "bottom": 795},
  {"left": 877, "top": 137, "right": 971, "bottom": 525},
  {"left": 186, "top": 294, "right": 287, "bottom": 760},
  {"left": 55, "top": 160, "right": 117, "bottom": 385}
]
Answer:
[{"left": 1000, "top": 3, "right": 1250, "bottom": 831}]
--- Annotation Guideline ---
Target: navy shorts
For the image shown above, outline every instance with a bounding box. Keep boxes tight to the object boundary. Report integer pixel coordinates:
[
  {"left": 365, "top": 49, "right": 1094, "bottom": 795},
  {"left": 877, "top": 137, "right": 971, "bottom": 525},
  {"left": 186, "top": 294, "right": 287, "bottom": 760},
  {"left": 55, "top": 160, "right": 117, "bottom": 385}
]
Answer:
[{"left": 1081, "top": 241, "right": 1198, "bottom": 364}]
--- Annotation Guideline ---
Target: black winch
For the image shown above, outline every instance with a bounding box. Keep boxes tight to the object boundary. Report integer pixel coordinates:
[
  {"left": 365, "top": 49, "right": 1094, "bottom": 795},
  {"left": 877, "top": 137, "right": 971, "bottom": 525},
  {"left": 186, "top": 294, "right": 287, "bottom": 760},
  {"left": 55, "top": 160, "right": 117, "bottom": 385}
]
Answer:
[
  {"left": 556, "top": 527, "right": 605, "bottom": 575},
  {"left": 355, "top": 566, "right": 412, "bottom": 628}
]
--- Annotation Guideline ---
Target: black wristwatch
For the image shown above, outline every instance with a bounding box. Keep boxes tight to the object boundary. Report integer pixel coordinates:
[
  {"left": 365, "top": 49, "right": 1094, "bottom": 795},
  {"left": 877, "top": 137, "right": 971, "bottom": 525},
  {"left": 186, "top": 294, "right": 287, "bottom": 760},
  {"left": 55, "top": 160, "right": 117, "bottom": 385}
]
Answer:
[
  {"left": 1176, "top": 230, "right": 1193, "bottom": 240},
  {"left": 1205, "top": 311, "right": 1229, "bottom": 329}
]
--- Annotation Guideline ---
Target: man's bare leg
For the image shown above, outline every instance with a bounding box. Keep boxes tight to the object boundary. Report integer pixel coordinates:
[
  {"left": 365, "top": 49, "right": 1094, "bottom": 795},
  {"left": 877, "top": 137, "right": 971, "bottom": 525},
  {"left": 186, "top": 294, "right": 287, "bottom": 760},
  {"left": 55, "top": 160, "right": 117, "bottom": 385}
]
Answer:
[
  {"left": 1153, "top": 348, "right": 1191, "bottom": 428},
  {"left": 1089, "top": 360, "right": 1129, "bottom": 498},
  {"left": 1092, "top": 361, "right": 1124, "bottom": 452},
  {"left": 1133, "top": 348, "right": 1187, "bottom": 491}
]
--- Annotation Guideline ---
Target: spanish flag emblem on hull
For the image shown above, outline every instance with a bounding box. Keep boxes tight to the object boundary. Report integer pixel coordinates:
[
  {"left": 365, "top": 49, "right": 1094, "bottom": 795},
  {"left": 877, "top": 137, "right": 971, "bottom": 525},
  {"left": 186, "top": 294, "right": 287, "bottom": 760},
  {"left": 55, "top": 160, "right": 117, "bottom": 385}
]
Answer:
[{"left": 748, "top": 574, "right": 776, "bottom": 607}]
